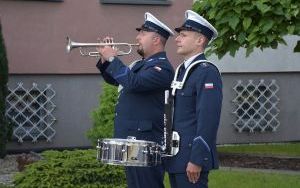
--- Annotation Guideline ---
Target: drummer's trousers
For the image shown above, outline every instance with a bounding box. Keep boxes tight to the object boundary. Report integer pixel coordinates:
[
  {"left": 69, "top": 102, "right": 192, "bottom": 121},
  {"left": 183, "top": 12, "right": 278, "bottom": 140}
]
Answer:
[{"left": 125, "top": 165, "right": 165, "bottom": 188}]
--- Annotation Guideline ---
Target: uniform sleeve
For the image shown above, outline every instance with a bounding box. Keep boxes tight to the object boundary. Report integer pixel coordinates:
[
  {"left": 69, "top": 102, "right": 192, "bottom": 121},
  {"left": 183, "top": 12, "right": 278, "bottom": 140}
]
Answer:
[
  {"left": 96, "top": 59, "right": 119, "bottom": 86},
  {"left": 105, "top": 57, "right": 174, "bottom": 92},
  {"left": 189, "top": 66, "right": 222, "bottom": 171}
]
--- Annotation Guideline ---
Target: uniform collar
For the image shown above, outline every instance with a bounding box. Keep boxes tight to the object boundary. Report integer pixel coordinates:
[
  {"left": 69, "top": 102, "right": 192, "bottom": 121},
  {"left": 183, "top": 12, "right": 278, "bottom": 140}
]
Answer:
[
  {"left": 184, "top": 52, "right": 205, "bottom": 68},
  {"left": 144, "top": 51, "right": 167, "bottom": 63}
]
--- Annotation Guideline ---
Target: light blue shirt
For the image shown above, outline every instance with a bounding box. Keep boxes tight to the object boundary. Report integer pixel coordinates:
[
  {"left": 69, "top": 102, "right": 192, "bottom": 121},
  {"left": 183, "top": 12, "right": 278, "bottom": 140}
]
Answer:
[{"left": 184, "top": 52, "right": 204, "bottom": 69}]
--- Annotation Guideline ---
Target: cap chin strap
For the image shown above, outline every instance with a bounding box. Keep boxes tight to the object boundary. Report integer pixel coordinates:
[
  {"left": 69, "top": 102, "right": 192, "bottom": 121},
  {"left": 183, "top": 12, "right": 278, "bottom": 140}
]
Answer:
[{"left": 171, "top": 60, "right": 212, "bottom": 96}]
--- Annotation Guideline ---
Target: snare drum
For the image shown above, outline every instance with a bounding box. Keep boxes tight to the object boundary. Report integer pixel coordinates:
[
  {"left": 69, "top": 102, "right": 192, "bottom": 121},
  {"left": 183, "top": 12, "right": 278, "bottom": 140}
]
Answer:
[{"left": 96, "top": 137, "right": 161, "bottom": 167}]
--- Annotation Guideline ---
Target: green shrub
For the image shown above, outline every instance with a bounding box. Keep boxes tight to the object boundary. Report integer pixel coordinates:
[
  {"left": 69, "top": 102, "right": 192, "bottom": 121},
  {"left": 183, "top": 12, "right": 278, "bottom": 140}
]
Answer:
[
  {"left": 87, "top": 83, "right": 118, "bottom": 145},
  {"left": 14, "top": 149, "right": 126, "bottom": 188},
  {"left": 0, "top": 18, "right": 12, "bottom": 158}
]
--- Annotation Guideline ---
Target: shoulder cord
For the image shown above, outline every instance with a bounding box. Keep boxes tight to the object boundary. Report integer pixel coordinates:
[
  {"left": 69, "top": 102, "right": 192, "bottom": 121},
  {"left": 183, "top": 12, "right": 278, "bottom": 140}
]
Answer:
[{"left": 171, "top": 60, "right": 213, "bottom": 96}]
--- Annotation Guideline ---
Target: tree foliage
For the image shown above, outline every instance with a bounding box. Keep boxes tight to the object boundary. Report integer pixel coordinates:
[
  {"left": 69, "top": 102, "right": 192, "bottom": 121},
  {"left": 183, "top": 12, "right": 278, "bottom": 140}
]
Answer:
[{"left": 193, "top": 0, "right": 300, "bottom": 59}]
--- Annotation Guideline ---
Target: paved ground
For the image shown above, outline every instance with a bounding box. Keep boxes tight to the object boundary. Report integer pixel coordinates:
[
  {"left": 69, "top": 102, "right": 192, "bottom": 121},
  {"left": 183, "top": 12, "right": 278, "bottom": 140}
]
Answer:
[
  {"left": 0, "top": 152, "right": 41, "bottom": 186},
  {"left": 0, "top": 154, "right": 19, "bottom": 186}
]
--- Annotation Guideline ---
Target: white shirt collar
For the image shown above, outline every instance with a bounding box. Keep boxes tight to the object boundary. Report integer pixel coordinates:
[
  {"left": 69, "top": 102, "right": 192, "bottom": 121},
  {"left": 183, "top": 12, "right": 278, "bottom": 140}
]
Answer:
[{"left": 184, "top": 52, "right": 203, "bottom": 69}]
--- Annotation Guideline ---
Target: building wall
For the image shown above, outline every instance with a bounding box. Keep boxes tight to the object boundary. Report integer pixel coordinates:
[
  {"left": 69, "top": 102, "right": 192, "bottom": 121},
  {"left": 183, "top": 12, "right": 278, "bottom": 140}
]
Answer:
[
  {"left": 6, "top": 72, "right": 300, "bottom": 152},
  {"left": 0, "top": 0, "right": 192, "bottom": 74},
  {"left": 1, "top": 0, "right": 300, "bottom": 151}
]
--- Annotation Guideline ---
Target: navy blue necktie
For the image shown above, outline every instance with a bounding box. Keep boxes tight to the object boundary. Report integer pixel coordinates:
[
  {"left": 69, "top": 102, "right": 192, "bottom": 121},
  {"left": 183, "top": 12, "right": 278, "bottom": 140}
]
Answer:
[{"left": 178, "top": 64, "right": 186, "bottom": 81}]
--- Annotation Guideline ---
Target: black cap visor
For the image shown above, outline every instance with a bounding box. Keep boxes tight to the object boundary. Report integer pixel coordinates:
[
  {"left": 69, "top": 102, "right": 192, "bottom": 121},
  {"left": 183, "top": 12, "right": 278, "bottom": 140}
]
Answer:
[
  {"left": 175, "top": 26, "right": 201, "bottom": 33},
  {"left": 136, "top": 25, "right": 157, "bottom": 33}
]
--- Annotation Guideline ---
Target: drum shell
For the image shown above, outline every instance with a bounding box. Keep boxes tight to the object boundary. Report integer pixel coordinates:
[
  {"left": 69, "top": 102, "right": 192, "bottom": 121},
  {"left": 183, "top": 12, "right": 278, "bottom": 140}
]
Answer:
[{"left": 97, "top": 138, "right": 161, "bottom": 167}]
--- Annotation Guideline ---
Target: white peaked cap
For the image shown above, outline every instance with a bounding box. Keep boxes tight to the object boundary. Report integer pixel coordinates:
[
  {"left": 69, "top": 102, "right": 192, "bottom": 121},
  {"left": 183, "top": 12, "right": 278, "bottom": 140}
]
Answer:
[{"left": 136, "top": 12, "right": 174, "bottom": 39}]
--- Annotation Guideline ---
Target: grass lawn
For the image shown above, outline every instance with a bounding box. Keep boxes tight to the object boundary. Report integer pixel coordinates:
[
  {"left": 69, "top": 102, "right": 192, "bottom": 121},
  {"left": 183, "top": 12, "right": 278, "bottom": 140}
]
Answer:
[
  {"left": 217, "top": 142, "right": 300, "bottom": 157},
  {"left": 208, "top": 169, "right": 300, "bottom": 188},
  {"left": 164, "top": 169, "right": 300, "bottom": 188},
  {"left": 163, "top": 142, "right": 300, "bottom": 187}
]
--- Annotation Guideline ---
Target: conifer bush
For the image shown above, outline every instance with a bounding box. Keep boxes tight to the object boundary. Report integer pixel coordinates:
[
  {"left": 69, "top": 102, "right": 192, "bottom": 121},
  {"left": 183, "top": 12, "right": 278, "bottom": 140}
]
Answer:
[
  {"left": 14, "top": 149, "right": 127, "bottom": 188},
  {"left": 0, "top": 18, "right": 12, "bottom": 158},
  {"left": 87, "top": 83, "right": 118, "bottom": 145}
]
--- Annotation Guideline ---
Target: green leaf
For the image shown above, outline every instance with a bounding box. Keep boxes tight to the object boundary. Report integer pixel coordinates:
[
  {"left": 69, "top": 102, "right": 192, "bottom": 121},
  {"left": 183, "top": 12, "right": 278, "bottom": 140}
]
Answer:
[
  {"left": 255, "top": 1, "right": 271, "bottom": 14},
  {"left": 273, "top": 5, "right": 284, "bottom": 16},
  {"left": 243, "top": 17, "right": 252, "bottom": 30},
  {"left": 210, "top": 0, "right": 218, "bottom": 7},
  {"left": 233, "top": 7, "right": 242, "bottom": 14},
  {"left": 261, "top": 20, "right": 275, "bottom": 33},
  {"left": 294, "top": 41, "right": 300, "bottom": 52},
  {"left": 219, "top": 27, "right": 230, "bottom": 36},
  {"left": 247, "top": 32, "right": 257, "bottom": 42},
  {"left": 251, "top": 26, "right": 260, "bottom": 33},
  {"left": 228, "top": 16, "right": 240, "bottom": 30},
  {"left": 208, "top": 9, "right": 218, "bottom": 19},
  {"left": 237, "top": 32, "right": 246, "bottom": 44},
  {"left": 287, "top": 25, "right": 295, "bottom": 34},
  {"left": 277, "top": 38, "right": 287, "bottom": 46},
  {"left": 246, "top": 46, "right": 254, "bottom": 57},
  {"left": 215, "top": 9, "right": 227, "bottom": 20},
  {"left": 229, "top": 42, "right": 239, "bottom": 57}
]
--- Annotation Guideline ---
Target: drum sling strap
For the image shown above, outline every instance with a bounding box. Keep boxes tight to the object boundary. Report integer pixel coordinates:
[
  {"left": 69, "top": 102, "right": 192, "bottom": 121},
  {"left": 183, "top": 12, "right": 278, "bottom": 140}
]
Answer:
[{"left": 163, "top": 60, "right": 214, "bottom": 156}]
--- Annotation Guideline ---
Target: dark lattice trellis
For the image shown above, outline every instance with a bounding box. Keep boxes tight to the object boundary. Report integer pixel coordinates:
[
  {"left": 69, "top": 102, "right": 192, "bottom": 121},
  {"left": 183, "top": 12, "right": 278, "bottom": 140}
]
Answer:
[
  {"left": 5, "top": 83, "right": 56, "bottom": 142},
  {"left": 232, "top": 79, "right": 280, "bottom": 133}
]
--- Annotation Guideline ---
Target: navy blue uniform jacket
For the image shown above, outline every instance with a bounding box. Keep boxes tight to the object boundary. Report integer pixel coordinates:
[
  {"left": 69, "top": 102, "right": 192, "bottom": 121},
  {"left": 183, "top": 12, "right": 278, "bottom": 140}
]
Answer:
[
  {"left": 97, "top": 52, "right": 174, "bottom": 144},
  {"left": 165, "top": 54, "right": 223, "bottom": 173}
]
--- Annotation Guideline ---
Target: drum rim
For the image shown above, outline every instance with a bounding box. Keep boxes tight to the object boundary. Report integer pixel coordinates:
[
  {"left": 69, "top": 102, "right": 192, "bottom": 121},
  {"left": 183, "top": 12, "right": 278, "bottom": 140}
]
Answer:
[{"left": 102, "top": 138, "right": 158, "bottom": 145}]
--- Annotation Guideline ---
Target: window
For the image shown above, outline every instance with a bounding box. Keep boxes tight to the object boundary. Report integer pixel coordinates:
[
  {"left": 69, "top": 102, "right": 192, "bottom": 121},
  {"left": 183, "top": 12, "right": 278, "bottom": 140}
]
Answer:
[
  {"left": 5, "top": 83, "right": 56, "bottom": 143},
  {"left": 232, "top": 79, "right": 280, "bottom": 133},
  {"left": 100, "top": 0, "right": 172, "bottom": 5}
]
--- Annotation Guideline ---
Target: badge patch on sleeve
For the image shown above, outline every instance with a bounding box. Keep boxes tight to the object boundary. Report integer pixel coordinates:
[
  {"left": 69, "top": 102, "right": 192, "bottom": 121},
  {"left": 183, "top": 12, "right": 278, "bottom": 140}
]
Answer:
[
  {"left": 154, "top": 66, "right": 162, "bottom": 71},
  {"left": 204, "top": 83, "right": 214, "bottom": 89}
]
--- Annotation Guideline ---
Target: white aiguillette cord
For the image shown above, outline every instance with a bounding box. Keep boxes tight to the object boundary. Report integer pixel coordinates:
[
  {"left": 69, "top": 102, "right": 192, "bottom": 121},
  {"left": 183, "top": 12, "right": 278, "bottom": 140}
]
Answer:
[{"left": 171, "top": 60, "right": 211, "bottom": 96}]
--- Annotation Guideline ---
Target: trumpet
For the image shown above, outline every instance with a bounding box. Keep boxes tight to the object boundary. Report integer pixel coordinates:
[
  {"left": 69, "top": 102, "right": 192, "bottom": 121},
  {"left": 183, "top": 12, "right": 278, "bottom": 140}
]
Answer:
[{"left": 66, "top": 37, "right": 139, "bottom": 57}]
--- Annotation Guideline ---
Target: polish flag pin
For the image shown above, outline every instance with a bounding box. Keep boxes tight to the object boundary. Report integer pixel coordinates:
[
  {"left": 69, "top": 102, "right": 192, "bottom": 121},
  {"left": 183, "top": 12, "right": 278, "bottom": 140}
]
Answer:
[{"left": 205, "top": 83, "right": 214, "bottom": 89}]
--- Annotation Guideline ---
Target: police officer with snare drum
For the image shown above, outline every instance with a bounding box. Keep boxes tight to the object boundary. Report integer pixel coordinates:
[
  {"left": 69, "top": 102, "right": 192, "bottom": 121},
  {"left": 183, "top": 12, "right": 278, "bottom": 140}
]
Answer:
[
  {"left": 164, "top": 10, "right": 223, "bottom": 188},
  {"left": 96, "top": 12, "right": 174, "bottom": 188}
]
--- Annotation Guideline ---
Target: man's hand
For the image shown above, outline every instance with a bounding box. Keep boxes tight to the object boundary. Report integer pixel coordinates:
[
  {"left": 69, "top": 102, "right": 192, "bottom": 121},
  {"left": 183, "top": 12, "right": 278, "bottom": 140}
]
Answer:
[
  {"left": 186, "top": 162, "right": 202, "bottom": 184},
  {"left": 96, "top": 37, "right": 118, "bottom": 62}
]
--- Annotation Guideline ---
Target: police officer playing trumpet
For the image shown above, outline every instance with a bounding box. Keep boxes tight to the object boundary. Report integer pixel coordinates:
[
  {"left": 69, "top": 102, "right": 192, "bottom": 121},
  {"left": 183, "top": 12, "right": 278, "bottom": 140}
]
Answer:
[{"left": 96, "top": 12, "right": 174, "bottom": 188}]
